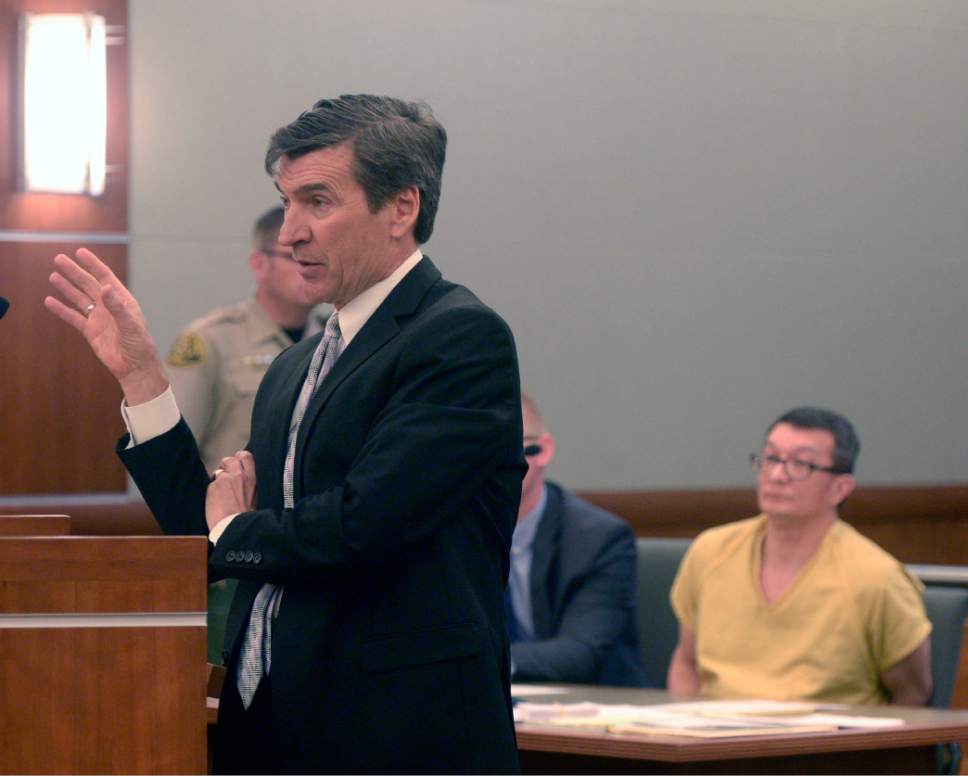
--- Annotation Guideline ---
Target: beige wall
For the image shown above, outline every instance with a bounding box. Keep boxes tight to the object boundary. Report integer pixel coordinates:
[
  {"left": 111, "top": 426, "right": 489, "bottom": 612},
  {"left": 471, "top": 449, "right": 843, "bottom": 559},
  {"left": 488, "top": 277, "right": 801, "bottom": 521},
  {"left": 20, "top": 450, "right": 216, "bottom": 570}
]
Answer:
[{"left": 128, "top": 0, "right": 968, "bottom": 488}]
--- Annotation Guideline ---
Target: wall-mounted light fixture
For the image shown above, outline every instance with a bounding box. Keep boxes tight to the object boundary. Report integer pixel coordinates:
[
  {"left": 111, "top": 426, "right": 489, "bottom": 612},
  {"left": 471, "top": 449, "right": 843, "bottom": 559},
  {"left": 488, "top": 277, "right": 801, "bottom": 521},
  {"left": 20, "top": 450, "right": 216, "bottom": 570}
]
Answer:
[{"left": 19, "top": 12, "right": 107, "bottom": 195}]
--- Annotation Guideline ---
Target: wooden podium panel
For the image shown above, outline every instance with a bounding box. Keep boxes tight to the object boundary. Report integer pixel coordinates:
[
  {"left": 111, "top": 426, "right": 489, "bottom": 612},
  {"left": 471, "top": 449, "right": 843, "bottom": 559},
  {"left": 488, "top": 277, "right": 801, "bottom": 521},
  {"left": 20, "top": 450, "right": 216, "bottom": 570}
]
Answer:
[
  {"left": 0, "top": 536, "right": 207, "bottom": 775},
  {"left": 0, "top": 515, "right": 69, "bottom": 536}
]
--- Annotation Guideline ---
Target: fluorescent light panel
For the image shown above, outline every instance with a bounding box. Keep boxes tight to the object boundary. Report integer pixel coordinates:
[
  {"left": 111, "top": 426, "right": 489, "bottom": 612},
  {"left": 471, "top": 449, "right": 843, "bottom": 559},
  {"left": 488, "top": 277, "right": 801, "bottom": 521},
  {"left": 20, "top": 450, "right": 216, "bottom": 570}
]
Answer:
[{"left": 20, "top": 12, "right": 107, "bottom": 195}]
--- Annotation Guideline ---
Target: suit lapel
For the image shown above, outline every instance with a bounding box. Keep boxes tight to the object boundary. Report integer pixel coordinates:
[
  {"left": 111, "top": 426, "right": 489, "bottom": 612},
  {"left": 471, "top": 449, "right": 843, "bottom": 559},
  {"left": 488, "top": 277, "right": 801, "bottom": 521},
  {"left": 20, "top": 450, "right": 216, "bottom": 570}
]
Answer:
[
  {"left": 292, "top": 257, "right": 442, "bottom": 493},
  {"left": 530, "top": 486, "right": 562, "bottom": 638}
]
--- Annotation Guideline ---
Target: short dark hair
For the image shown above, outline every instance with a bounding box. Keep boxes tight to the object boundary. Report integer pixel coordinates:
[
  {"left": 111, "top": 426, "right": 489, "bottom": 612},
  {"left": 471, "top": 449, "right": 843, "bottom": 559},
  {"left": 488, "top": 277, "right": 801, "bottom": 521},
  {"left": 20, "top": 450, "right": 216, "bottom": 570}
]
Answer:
[
  {"left": 253, "top": 205, "right": 285, "bottom": 247},
  {"left": 766, "top": 406, "right": 860, "bottom": 473},
  {"left": 265, "top": 94, "right": 447, "bottom": 243}
]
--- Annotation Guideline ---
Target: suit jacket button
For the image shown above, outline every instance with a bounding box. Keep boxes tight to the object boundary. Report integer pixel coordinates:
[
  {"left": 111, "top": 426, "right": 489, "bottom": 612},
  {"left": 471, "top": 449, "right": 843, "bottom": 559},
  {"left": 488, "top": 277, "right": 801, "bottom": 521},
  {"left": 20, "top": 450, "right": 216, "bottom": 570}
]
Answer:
[
  {"left": 253, "top": 552, "right": 263, "bottom": 564},
  {"left": 244, "top": 551, "right": 254, "bottom": 563},
  {"left": 225, "top": 550, "right": 236, "bottom": 562}
]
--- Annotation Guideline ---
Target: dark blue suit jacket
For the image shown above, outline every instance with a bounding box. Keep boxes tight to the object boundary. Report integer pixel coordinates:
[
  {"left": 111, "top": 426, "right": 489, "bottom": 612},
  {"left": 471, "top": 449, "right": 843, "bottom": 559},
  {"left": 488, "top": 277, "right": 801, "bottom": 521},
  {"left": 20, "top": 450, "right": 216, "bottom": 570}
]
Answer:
[
  {"left": 511, "top": 482, "right": 650, "bottom": 687},
  {"left": 120, "top": 257, "right": 524, "bottom": 773}
]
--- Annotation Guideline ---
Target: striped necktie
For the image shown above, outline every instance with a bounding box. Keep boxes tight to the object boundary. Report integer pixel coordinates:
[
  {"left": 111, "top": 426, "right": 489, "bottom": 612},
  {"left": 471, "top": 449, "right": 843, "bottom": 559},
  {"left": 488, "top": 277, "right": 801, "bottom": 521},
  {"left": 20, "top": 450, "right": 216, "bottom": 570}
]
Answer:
[{"left": 236, "top": 312, "right": 343, "bottom": 709}]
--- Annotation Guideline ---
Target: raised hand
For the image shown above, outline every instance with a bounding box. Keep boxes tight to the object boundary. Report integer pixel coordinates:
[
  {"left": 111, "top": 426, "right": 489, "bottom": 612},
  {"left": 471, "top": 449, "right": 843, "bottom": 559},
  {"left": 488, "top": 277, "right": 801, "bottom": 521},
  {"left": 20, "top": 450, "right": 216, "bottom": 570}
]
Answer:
[{"left": 45, "top": 248, "right": 168, "bottom": 405}]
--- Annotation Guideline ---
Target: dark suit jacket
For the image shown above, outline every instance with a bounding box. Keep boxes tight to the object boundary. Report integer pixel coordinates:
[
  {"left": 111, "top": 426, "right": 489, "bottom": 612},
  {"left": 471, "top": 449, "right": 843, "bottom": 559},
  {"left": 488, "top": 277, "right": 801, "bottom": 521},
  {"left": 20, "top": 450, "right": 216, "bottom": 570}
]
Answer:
[
  {"left": 511, "top": 482, "right": 650, "bottom": 687},
  {"left": 120, "top": 257, "right": 524, "bottom": 774}
]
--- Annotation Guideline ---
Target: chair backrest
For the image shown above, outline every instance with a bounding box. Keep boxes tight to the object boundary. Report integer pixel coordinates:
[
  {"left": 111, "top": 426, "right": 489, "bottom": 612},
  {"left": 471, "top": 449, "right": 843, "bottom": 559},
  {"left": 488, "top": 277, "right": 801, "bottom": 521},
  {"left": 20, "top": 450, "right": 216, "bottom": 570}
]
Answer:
[
  {"left": 921, "top": 585, "right": 968, "bottom": 708},
  {"left": 635, "top": 537, "right": 691, "bottom": 688}
]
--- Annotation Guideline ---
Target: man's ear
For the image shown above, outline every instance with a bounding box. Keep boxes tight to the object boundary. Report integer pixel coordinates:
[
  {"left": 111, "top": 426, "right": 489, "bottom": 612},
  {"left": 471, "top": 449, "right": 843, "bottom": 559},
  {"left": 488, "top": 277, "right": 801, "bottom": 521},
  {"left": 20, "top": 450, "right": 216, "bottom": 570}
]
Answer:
[
  {"left": 249, "top": 250, "right": 269, "bottom": 281},
  {"left": 830, "top": 473, "right": 856, "bottom": 507},
  {"left": 388, "top": 185, "right": 420, "bottom": 239},
  {"left": 534, "top": 432, "right": 556, "bottom": 469}
]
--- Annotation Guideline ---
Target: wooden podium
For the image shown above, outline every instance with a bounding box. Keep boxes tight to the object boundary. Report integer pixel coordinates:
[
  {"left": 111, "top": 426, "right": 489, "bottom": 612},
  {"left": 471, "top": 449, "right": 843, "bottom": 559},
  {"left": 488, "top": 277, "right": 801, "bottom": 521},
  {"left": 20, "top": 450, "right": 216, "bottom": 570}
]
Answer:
[
  {"left": 0, "top": 515, "right": 70, "bottom": 536},
  {"left": 0, "top": 535, "right": 208, "bottom": 774}
]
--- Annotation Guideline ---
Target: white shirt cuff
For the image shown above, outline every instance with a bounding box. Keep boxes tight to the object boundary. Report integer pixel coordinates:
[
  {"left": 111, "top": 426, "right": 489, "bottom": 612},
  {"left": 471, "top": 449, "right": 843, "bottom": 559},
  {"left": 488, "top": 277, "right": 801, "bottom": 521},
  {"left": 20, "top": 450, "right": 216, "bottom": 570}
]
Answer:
[
  {"left": 121, "top": 386, "right": 180, "bottom": 447},
  {"left": 209, "top": 513, "right": 238, "bottom": 545}
]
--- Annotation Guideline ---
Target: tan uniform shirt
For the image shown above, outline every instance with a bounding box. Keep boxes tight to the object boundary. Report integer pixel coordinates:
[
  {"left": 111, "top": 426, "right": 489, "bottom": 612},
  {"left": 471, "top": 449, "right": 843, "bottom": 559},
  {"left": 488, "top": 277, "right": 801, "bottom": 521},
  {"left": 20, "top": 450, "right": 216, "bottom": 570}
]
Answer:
[{"left": 165, "top": 297, "right": 324, "bottom": 472}]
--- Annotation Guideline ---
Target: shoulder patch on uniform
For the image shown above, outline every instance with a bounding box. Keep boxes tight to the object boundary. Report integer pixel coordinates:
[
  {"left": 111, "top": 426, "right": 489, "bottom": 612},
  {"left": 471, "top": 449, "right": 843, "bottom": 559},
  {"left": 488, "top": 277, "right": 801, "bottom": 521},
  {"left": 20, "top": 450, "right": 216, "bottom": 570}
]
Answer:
[{"left": 166, "top": 331, "right": 207, "bottom": 367}]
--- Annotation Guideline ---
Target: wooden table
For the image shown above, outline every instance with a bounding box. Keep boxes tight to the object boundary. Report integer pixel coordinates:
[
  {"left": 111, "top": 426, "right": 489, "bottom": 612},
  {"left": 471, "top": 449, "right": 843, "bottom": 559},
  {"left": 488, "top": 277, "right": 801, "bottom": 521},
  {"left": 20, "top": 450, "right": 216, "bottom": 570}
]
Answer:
[
  {"left": 205, "top": 683, "right": 968, "bottom": 774},
  {"left": 513, "top": 685, "right": 968, "bottom": 774}
]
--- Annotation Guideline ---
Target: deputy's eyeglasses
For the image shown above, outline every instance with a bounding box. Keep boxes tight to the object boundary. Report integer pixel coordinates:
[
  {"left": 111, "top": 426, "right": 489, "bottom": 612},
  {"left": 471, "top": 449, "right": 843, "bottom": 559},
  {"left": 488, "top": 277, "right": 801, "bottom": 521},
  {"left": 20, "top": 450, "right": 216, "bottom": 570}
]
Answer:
[
  {"left": 260, "top": 247, "right": 295, "bottom": 260},
  {"left": 750, "top": 453, "right": 848, "bottom": 481}
]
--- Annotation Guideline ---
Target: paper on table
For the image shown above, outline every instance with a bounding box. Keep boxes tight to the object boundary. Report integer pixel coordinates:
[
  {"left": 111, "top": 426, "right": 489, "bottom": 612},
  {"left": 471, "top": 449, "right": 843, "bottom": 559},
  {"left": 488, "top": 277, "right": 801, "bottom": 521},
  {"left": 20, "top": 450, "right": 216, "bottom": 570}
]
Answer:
[
  {"left": 655, "top": 701, "right": 902, "bottom": 728},
  {"left": 658, "top": 699, "right": 817, "bottom": 716},
  {"left": 511, "top": 684, "right": 573, "bottom": 696},
  {"left": 586, "top": 721, "right": 837, "bottom": 738},
  {"left": 516, "top": 702, "right": 804, "bottom": 725},
  {"left": 514, "top": 700, "right": 903, "bottom": 736},
  {"left": 514, "top": 702, "right": 836, "bottom": 736},
  {"left": 739, "top": 713, "right": 904, "bottom": 729},
  {"left": 514, "top": 702, "right": 600, "bottom": 721}
]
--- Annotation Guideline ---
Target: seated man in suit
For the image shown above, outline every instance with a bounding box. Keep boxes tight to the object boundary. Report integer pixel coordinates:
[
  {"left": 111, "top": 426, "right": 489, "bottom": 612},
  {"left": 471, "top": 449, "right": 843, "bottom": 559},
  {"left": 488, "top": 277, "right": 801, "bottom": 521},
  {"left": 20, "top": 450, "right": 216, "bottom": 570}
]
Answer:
[
  {"left": 667, "top": 406, "right": 932, "bottom": 705},
  {"left": 508, "top": 393, "right": 649, "bottom": 686}
]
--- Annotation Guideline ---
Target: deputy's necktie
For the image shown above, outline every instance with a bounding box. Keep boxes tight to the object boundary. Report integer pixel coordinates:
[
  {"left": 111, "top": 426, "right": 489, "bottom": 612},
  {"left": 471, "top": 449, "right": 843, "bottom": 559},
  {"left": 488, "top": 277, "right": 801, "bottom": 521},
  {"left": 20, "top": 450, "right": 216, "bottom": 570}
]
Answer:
[{"left": 236, "top": 313, "right": 343, "bottom": 709}]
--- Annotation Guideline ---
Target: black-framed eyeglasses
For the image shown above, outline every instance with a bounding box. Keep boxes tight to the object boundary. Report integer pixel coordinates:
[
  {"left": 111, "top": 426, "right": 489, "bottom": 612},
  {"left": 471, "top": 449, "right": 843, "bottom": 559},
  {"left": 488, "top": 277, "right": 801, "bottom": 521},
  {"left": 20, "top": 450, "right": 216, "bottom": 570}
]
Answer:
[
  {"left": 260, "top": 247, "right": 295, "bottom": 260},
  {"left": 524, "top": 435, "right": 543, "bottom": 457},
  {"left": 750, "top": 453, "right": 849, "bottom": 481}
]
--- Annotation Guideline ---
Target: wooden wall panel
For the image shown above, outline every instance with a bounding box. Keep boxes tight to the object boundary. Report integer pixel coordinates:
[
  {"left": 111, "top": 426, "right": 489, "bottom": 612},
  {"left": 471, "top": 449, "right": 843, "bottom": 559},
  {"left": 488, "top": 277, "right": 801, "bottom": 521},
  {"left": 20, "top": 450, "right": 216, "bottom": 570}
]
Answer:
[
  {"left": 579, "top": 484, "right": 968, "bottom": 565},
  {"left": 0, "top": 0, "right": 128, "bottom": 496},
  {"left": 0, "top": 515, "right": 71, "bottom": 536},
  {"left": 0, "top": 242, "right": 128, "bottom": 493},
  {"left": 0, "top": 513, "right": 68, "bottom": 534},
  {"left": 0, "top": 483, "right": 965, "bottom": 561},
  {"left": 0, "top": 0, "right": 128, "bottom": 233},
  {"left": 0, "top": 498, "right": 159, "bottom": 533}
]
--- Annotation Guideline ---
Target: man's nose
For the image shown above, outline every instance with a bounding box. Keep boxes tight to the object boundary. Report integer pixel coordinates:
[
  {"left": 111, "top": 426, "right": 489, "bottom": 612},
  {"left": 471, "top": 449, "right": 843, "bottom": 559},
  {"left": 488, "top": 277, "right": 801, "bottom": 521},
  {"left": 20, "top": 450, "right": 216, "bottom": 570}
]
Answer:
[
  {"left": 278, "top": 211, "right": 308, "bottom": 246},
  {"left": 765, "top": 459, "right": 792, "bottom": 482}
]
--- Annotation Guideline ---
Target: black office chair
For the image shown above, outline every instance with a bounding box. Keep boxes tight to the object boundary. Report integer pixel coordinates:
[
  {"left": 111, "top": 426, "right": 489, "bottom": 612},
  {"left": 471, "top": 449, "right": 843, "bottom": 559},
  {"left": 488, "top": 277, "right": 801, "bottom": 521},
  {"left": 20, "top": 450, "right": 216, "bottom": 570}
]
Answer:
[
  {"left": 634, "top": 537, "right": 691, "bottom": 688},
  {"left": 922, "top": 585, "right": 968, "bottom": 775}
]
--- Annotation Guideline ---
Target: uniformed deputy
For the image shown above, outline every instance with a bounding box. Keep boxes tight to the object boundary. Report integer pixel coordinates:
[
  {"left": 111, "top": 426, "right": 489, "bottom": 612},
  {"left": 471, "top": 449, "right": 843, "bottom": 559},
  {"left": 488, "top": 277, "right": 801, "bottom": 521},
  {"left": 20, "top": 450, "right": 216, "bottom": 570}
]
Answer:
[
  {"left": 164, "top": 206, "right": 325, "bottom": 664},
  {"left": 165, "top": 206, "right": 326, "bottom": 473}
]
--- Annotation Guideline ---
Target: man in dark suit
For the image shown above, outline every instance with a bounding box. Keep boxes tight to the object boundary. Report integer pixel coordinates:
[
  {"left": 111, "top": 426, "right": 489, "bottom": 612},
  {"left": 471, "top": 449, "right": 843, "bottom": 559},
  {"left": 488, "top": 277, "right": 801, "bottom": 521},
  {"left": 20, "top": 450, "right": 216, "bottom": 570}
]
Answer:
[
  {"left": 508, "top": 394, "right": 648, "bottom": 687},
  {"left": 46, "top": 95, "right": 524, "bottom": 774}
]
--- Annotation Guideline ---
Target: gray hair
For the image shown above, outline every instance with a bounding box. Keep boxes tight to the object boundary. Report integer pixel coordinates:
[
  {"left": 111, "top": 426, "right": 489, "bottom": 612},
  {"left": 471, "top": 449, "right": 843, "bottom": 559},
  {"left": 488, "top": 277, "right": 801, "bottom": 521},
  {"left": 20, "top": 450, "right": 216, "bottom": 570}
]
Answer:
[{"left": 265, "top": 95, "right": 446, "bottom": 243}]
